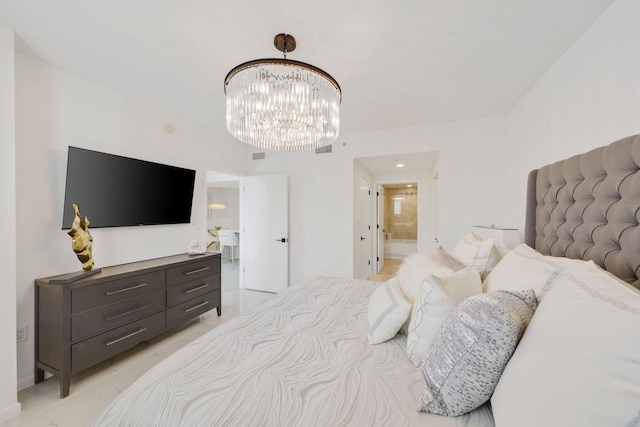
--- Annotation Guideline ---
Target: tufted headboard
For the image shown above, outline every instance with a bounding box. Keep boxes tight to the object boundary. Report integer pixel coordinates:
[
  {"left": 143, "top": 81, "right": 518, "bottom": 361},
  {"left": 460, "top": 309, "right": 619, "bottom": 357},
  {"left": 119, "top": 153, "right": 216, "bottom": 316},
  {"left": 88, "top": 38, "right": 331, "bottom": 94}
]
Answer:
[{"left": 524, "top": 134, "right": 640, "bottom": 290}]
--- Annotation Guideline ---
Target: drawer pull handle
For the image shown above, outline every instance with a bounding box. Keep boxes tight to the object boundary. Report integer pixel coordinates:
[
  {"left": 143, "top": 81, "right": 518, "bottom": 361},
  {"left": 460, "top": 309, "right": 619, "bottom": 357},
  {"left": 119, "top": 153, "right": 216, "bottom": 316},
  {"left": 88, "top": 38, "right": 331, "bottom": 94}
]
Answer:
[
  {"left": 185, "top": 283, "right": 210, "bottom": 294},
  {"left": 184, "top": 266, "right": 209, "bottom": 275},
  {"left": 106, "top": 305, "right": 147, "bottom": 321},
  {"left": 106, "top": 283, "right": 147, "bottom": 296},
  {"left": 184, "top": 301, "right": 209, "bottom": 313},
  {"left": 106, "top": 327, "right": 147, "bottom": 347}
]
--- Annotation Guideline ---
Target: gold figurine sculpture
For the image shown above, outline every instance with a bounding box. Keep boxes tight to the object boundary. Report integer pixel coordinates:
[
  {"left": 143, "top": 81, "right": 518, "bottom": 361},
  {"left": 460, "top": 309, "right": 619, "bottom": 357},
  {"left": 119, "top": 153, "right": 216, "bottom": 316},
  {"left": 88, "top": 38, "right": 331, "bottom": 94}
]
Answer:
[{"left": 68, "top": 203, "right": 94, "bottom": 270}]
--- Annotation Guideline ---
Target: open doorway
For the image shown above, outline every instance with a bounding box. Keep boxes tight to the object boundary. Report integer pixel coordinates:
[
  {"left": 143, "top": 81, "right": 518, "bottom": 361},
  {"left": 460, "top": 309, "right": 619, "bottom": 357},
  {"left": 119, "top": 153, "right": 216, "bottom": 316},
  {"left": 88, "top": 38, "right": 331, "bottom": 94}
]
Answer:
[
  {"left": 205, "top": 171, "right": 241, "bottom": 267},
  {"left": 353, "top": 151, "right": 439, "bottom": 281},
  {"left": 206, "top": 171, "right": 290, "bottom": 293}
]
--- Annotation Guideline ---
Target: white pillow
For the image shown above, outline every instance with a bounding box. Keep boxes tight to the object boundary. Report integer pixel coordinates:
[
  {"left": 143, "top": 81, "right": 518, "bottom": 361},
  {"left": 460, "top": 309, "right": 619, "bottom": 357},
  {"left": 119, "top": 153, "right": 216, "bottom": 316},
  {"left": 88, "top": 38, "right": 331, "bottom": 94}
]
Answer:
[
  {"left": 367, "top": 278, "right": 411, "bottom": 344},
  {"left": 418, "top": 289, "right": 537, "bottom": 416},
  {"left": 491, "top": 258, "right": 640, "bottom": 426},
  {"left": 483, "top": 243, "right": 565, "bottom": 297},
  {"left": 451, "top": 233, "right": 501, "bottom": 277},
  {"left": 406, "top": 267, "right": 482, "bottom": 366}
]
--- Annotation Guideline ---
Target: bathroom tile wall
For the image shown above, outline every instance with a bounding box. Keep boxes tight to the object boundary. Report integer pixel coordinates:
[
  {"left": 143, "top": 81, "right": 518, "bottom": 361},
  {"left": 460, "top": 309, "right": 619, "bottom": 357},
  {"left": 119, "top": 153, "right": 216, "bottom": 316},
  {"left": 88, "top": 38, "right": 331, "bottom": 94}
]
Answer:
[{"left": 383, "top": 187, "right": 418, "bottom": 240}]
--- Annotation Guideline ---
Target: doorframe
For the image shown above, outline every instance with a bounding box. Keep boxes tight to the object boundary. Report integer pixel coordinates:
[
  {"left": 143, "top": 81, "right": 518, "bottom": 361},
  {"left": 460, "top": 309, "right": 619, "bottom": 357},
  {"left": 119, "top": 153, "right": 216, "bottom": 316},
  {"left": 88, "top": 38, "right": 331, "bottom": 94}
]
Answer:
[{"left": 376, "top": 184, "right": 385, "bottom": 274}]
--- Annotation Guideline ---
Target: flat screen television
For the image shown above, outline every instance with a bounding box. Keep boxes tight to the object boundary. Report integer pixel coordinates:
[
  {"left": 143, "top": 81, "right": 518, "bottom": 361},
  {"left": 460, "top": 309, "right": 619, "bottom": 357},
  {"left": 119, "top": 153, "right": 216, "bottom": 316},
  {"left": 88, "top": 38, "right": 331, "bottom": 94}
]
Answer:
[{"left": 62, "top": 146, "right": 196, "bottom": 229}]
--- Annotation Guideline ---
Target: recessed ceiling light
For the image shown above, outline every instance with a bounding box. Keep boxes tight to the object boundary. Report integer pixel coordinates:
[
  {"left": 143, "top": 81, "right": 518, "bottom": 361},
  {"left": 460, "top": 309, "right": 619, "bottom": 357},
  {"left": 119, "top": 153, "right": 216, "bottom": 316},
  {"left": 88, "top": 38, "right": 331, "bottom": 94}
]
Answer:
[{"left": 396, "top": 163, "right": 405, "bottom": 168}]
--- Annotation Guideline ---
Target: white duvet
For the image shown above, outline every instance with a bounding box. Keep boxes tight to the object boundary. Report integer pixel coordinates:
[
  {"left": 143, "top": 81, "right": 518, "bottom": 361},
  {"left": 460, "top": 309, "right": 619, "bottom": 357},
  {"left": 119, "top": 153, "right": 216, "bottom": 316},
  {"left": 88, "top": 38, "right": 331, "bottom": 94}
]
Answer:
[{"left": 92, "top": 277, "right": 494, "bottom": 427}]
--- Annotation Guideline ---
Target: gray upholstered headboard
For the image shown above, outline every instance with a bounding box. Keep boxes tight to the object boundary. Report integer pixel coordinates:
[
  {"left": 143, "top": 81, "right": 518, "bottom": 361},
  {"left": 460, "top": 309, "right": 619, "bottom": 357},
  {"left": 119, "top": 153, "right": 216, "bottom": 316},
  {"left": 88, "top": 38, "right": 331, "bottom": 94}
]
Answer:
[{"left": 525, "top": 134, "right": 640, "bottom": 290}]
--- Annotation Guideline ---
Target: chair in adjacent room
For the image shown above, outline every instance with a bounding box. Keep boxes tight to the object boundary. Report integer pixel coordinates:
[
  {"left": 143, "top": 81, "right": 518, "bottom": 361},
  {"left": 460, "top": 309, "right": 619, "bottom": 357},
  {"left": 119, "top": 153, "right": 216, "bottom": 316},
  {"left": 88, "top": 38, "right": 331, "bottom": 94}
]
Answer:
[{"left": 218, "top": 230, "right": 240, "bottom": 268}]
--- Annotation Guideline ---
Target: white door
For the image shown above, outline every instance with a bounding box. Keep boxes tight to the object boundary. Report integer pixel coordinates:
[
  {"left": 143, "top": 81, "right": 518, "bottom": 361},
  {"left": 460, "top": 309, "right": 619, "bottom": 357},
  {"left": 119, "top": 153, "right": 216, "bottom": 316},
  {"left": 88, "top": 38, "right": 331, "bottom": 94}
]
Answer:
[
  {"left": 241, "top": 174, "right": 288, "bottom": 293},
  {"left": 377, "top": 185, "right": 385, "bottom": 273},
  {"left": 357, "top": 175, "right": 373, "bottom": 279}
]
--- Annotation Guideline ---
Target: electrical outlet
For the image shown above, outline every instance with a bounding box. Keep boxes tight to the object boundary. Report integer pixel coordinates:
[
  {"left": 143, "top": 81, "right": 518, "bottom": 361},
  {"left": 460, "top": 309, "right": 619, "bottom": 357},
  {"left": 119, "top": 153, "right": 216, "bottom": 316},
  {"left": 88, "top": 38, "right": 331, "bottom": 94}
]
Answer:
[{"left": 16, "top": 325, "right": 27, "bottom": 343}]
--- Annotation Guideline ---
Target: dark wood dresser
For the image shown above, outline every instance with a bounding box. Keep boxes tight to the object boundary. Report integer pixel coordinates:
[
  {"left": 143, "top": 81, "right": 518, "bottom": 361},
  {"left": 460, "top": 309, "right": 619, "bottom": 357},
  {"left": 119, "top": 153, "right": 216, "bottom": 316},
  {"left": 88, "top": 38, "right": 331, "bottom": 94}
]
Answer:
[{"left": 35, "top": 253, "right": 221, "bottom": 398}]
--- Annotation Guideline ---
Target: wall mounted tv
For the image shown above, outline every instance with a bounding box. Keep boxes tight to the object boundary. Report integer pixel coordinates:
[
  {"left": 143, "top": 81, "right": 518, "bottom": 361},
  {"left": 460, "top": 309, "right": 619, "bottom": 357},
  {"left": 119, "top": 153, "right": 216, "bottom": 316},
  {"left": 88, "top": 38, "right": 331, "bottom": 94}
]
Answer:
[{"left": 62, "top": 146, "right": 196, "bottom": 229}]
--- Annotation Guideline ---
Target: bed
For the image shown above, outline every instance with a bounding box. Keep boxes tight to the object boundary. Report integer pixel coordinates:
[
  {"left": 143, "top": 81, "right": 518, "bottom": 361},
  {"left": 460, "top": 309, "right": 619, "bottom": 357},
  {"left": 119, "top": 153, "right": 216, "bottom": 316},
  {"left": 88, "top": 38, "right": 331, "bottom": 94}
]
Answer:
[{"left": 92, "top": 135, "right": 640, "bottom": 427}]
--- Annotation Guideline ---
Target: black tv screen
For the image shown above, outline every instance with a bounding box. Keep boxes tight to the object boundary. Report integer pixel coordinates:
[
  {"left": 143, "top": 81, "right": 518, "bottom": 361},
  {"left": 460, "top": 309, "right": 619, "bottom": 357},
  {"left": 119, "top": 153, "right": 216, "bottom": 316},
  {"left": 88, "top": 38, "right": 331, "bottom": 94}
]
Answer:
[{"left": 62, "top": 146, "right": 196, "bottom": 229}]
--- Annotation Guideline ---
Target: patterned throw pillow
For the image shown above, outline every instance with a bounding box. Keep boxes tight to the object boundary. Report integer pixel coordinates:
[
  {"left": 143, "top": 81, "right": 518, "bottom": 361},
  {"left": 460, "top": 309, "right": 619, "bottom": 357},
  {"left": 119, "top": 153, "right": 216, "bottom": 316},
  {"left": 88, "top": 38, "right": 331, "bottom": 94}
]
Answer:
[
  {"left": 406, "top": 267, "right": 481, "bottom": 366},
  {"left": 417, "top": 289, "right": 537, "bottom": 416},
  {"left": 367, "top": 278, "right": 411, "bottom": 344}
]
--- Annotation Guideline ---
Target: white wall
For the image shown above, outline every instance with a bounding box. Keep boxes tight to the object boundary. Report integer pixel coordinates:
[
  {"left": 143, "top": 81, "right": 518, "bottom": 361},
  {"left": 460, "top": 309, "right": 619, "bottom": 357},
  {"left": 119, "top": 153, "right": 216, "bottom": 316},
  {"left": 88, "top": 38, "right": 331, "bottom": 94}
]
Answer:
[
  {"left": 347, "top": 117, "right": 509, "bottom": 252},
  {"left": 249, "top": 0, "right": 640, "bottom": 288},
  {"left": 503, "top": 0, "right": 640, "bottom": 230},
  {"left": 0, "top": 25, "right": 21, "bottom": 422},
  {"left": 249, "top": 116, "right": 507, "bottom": 284},
  {"left": 14, "top": 53, "right": 250, "bottom": 389}
]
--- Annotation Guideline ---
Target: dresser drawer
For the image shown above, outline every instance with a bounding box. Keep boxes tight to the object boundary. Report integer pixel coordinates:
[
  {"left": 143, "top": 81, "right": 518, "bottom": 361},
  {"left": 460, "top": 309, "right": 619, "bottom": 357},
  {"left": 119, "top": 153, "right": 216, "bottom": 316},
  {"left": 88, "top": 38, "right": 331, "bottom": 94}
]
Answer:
[
  {"left": 166, "top": 290, "right": 220, "bottom": 328},
  {"left": 72, "top": 270, "right": 165, "bottom": 315},
  {"left": 71, "top": 289, "right": 165, "bottom": 342},
  {"left": 167, "top": 274, "right": 220, "bottom": 307},
  {"left": 72, "top": 311, "right": 166, "bottom": 374},
  {"left": 166, "top": 257, "right": 220, "bottom": 286}
]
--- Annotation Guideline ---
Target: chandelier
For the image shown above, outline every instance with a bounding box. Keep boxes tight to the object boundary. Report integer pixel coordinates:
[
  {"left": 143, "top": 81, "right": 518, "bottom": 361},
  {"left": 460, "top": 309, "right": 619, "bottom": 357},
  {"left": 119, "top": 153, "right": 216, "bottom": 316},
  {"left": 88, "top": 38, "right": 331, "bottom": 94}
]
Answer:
[{"left": 224, "top": 33, "right": 342, "bottom": 151}]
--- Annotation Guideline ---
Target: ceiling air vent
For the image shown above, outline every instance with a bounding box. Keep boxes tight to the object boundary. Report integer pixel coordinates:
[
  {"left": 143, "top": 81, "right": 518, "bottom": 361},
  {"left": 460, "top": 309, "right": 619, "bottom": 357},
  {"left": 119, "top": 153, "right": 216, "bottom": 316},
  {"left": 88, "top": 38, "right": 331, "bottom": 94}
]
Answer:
[
  {"left": 252, "top": 152, "right": 266, "bottom": 160},
  {"left": 315, "top": 144, "right": 332, "bottom": 154}
]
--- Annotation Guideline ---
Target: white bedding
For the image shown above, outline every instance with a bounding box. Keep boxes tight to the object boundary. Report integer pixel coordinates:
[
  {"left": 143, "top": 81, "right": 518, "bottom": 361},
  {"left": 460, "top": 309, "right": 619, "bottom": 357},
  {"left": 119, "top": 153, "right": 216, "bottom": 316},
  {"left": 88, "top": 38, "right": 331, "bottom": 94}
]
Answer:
[{"left": 92, "top": 277, "right": 494, "bottom": 426}]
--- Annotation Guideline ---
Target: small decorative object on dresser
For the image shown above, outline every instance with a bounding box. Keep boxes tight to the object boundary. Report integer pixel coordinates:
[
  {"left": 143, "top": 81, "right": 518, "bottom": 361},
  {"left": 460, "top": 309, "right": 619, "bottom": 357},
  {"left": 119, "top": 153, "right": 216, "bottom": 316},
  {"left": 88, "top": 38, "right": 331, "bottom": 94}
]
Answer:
[
  {"left": 34, "top": 252, "right": 221, "bottom": 398},
  {"left": 54, "top": 204, "right": 102, "bottom": 284},
  {"left": 68, "top": 203, "right": 94, "bottom": 270}
]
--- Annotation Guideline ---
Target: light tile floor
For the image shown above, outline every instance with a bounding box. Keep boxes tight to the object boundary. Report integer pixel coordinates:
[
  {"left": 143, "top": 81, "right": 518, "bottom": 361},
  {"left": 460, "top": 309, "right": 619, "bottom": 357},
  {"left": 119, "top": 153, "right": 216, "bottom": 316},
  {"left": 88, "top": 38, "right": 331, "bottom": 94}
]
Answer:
[
  {"left": 1, "top": 258, "right": 275, "bottom": 427},
  {"left": 368, "top": 258, "right": 403, "bottom": 282}
]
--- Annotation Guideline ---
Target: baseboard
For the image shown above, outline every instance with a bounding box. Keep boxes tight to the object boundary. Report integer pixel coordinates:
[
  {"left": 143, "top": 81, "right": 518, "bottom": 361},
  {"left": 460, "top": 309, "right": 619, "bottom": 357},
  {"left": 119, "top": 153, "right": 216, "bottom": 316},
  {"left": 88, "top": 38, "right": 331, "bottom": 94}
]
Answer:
[
  {"left": 0, "top": 402, "right": 21, "bottom": 423},
  {"left": 17, "top": 373, "right": 34, "bottom": 392}
]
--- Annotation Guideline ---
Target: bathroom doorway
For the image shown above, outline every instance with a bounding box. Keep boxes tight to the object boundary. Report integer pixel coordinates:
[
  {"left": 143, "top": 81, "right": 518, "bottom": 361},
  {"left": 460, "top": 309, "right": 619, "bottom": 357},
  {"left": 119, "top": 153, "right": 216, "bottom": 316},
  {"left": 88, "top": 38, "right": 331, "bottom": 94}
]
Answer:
[{"left": 376, "top": 183, "right": 418, "bottom": 278}]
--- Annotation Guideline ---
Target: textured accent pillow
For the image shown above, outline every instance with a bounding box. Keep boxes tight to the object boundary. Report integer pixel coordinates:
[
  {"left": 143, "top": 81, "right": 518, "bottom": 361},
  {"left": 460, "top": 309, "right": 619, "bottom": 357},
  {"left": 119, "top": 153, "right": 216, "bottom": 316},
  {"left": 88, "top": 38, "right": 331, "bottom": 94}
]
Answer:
[
  {"left": 491, "top": 260, "right": 640, "bottom": 427},
  {"left": 406, "top": 267, "right": 481, "bottom": 366},
  {"left": 367, "top": 278, "right": 411, "bottom": 344},
  {"left": 433, "top": 246, "right": 466, "bottom": 272},
  {"left": 451, "top": 233, "right": 502, "bottom": 278},
  {"left": 396, "top": 253, "right": 454, "bottom": 306},
  {"left": 418, "top": 290, "right": 537, "bottom": 416}
]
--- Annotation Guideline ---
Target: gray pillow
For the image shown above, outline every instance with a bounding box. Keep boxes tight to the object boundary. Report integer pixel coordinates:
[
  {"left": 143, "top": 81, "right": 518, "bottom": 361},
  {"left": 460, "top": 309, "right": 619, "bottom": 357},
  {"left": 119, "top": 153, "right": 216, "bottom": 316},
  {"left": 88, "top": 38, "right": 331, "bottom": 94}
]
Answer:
[{"left": 417, "top": 289, "right": 537, "bottom": 416}]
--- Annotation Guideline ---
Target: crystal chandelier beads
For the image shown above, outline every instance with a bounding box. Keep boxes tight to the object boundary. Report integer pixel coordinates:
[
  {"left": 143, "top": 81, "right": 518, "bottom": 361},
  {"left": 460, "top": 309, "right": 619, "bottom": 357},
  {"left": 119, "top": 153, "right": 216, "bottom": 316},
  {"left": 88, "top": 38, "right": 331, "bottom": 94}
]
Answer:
[{"left": 224, "top": 34, "right": 341, "bottom": 151}]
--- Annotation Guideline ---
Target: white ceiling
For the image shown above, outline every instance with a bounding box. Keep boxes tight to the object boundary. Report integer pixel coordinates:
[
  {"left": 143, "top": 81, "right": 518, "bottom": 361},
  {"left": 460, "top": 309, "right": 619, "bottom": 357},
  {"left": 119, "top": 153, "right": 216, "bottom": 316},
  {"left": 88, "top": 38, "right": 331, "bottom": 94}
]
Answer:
[
  {"left": 356, "top": 151, "right": 439, "bottom": 179},
  {"left": 0, "top": 0, "right": 613, "bottom": 137}
]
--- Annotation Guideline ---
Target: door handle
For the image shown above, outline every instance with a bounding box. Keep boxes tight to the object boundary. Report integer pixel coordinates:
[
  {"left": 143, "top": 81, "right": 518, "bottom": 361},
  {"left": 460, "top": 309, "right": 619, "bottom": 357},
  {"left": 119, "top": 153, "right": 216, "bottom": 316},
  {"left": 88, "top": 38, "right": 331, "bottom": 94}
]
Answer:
[
  {"left": 360, "top": 236, "right": 366, "bottom": 241},
  {"left": 276, "top": 238, "right": 288, "bottom": 242}
]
